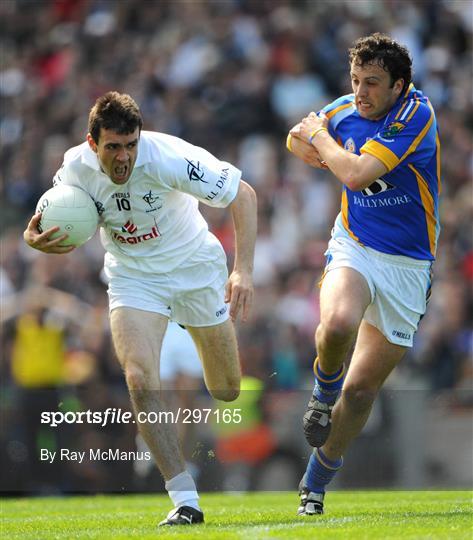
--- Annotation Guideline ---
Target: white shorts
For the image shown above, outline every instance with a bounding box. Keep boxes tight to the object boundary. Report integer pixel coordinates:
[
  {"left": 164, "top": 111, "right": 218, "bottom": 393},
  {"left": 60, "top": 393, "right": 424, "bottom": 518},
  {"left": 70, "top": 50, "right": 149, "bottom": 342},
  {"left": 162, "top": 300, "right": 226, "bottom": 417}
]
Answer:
[
  {"left": 107, "top": 232, "right": 229, "bottom": 326},
  {"left": 160, "top": 321, "right": 203, "bottom": 381},
  {"left": 324, "top": 218, "right": 432, "bottom": 347}
]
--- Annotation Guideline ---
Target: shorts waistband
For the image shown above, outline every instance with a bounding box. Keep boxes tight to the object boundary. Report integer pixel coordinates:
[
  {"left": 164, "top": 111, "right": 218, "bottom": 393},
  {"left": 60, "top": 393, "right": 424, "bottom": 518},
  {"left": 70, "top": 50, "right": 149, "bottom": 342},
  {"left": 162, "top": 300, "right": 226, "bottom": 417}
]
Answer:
[
  {"left": 364, "top": 245, "right": 432, "bottom": 269},
  {"left": 332, "top": 215, "right": 433, "bottom": 270}
]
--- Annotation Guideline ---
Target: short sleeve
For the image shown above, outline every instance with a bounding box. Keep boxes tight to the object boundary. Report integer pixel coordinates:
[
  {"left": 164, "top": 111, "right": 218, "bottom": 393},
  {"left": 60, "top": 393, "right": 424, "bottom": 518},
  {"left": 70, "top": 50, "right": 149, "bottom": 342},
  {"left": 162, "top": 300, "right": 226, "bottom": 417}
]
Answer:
[
  {"left": 156, "top": 135, "right": 242, "bottom": 208},
  {"left": 52, "top": 145, "right": 86, "bottom": 187},
  {"left": 52, "top": 161, "right": 78, "bottom": 187},
  {"left": 360, "top": 100, "right": 435, "bottom": 172}
]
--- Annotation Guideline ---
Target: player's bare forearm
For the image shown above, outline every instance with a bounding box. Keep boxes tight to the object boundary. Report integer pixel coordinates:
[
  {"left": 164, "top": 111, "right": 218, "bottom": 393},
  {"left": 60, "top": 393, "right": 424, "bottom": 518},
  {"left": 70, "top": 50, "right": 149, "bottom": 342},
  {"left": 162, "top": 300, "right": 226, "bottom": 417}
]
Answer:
[
  {"left": 293, "top": 112, "right": 387, "bottom": 190},
  {"left": 23, "top": 213, "right": 75, "bottom": 254},
  {"left": 226, "top": 180, "right": 257, "bottom": 322}
]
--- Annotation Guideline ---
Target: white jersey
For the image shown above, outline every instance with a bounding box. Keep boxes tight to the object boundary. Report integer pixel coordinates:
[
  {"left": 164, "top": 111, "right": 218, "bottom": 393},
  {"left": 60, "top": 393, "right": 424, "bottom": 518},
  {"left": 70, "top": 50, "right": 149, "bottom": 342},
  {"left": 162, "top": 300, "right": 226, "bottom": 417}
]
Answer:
[{"left": 53, "top": 131, "right": 242, "bottom": 275}]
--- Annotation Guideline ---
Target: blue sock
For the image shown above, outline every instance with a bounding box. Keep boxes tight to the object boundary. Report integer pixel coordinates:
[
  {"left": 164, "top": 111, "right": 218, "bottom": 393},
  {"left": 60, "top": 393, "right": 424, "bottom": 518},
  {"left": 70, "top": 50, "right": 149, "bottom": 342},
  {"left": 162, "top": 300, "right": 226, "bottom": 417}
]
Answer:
[
  {"left": 312, "top": 358, "right": 345, "bottom": 404},
  {"left": 304, "top": 448, "right": 343, "bottom": 494}
]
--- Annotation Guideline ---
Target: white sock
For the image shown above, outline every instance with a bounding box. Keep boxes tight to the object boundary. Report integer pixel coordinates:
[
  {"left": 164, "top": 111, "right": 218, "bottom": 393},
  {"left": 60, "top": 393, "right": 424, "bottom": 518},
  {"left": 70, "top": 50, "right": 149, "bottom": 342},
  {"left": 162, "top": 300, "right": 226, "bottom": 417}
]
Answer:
[{"left": 165, "top": 471, "right": 200, "bottom": 510}]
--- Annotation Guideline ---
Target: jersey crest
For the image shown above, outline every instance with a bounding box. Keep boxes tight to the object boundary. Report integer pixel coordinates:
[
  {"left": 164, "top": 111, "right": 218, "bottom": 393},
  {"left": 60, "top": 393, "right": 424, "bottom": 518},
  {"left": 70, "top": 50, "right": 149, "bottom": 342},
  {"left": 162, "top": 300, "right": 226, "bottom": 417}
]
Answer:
[
  {"left": 344, "top": 137, "right": 356, "bottom": 153},
  {"left": 142, "top": 190, "right": 162, "bottom": 212},
  {"left": 381, "top": 121, "right": 406, "bottom": 138},
  {"left": 185, "top": 159, "right": 208, "bottom": 183}
]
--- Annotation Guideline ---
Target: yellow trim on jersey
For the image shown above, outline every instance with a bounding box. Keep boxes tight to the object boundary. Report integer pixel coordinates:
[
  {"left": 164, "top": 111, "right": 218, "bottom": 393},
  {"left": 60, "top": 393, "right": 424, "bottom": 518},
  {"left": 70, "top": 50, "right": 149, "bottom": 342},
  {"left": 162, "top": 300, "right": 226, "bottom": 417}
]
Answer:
[
  {"left": 404, "top": 82, "right": 414, "bottom": 98},
  {"left": 409, "top": 164, "right": 437, "bottom": 256},
  {"left": 399, "top": 104, "right": 434, "bottom": 162},
  {"left": 286, "top": 133, "right": 293, "bottom": 152},
  {"left": 341, "top": 190, "right": 359, "bottom": 241},
  {"left": 326, "top": 102, "right": 353, "bottom": 119},
  {"left": 361, "top": 140, "right": 400, "bottom": 171},
  {"left": 395, "top": 100, "right": 409, "bottom": 120},
  {"left": 395, "top": 84, "right": 415, "bottom": 119},
  {"left": 436, "top": 132, "right": 442, "bottom": 195},
  {"left": 406, "top": 100, "right": 421, "bottom": 122}
]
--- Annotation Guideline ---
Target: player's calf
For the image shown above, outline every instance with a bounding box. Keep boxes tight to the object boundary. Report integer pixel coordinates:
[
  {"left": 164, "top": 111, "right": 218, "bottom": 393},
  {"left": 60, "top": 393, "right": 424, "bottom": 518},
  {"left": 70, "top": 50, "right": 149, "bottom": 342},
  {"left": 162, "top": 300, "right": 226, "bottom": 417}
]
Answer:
[{"left": 341, "top": 383, "right": 378, "bottom": 414}]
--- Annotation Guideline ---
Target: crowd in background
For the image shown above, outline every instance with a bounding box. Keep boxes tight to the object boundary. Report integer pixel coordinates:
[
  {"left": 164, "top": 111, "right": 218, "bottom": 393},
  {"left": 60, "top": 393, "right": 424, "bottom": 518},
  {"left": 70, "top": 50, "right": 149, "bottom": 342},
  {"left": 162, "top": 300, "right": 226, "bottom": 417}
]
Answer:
[{"left": 1, "top": 0, "right": 472, "bottom": 492}]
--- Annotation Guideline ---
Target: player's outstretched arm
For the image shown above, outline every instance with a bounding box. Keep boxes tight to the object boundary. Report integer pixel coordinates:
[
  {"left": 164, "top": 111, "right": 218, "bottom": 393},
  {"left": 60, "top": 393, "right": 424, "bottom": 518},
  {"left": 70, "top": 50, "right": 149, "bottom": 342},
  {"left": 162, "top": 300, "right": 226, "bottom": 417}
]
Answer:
[
  {"left": 23, "top": 213, "right": 75, "bottom": 254},
  {"left": 226, "top": 180, "right": 257, "bottom": 322}
]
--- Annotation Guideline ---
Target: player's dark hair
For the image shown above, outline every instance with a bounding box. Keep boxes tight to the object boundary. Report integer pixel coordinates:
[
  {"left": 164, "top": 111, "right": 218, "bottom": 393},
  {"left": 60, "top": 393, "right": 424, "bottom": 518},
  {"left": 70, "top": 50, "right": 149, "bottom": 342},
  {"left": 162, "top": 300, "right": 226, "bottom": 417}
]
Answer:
[
  {"left": 88, "top": 91, "right": 143, "bottom": 143},
  {"left": 349, "top": 33, "right": 412, "bottom": 94}
]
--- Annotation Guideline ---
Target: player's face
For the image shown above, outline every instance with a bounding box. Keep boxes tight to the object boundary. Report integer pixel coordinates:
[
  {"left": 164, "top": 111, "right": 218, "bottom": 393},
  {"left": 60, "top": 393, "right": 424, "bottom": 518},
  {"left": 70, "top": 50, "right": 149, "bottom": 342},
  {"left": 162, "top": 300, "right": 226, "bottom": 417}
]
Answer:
[
  {"left": 87, "top": 128, "right": 139, "bottom": 184},
  {"left": 350, "top": 61, "right": 403, "bottom": 121}
]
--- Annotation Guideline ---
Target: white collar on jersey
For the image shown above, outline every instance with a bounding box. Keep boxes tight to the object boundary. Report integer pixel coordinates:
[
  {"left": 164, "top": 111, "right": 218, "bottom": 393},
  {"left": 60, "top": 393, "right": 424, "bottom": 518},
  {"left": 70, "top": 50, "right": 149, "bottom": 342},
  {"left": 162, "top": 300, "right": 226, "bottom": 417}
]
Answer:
[{"left": 80, "top": 133, "right": 152, "bottom": 171}]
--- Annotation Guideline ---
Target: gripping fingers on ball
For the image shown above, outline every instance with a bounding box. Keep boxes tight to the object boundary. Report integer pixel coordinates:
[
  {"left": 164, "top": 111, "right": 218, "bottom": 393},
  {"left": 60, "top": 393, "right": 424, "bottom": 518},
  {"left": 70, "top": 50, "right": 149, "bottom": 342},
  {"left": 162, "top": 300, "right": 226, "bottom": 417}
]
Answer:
[
  {"left": 51, "top": 245, "right": 76, "bottom": 254},
  {"left": 46, "top": 233, "right": 70, "bottom": 247},
  {"left": 32, "top": 230, "right": 73, "bottom": 252},
  {"left": 45, "top": 233, "right": 76, "bottom": 252},
  {"left": 29, "top": 213, "right": 42, "bottom": 225},
  {"left": 33, "top": 226, "right": 61, "bottom": 245},
  {"left": 43, "top": 239, "right": 75, "bottom": 253}
]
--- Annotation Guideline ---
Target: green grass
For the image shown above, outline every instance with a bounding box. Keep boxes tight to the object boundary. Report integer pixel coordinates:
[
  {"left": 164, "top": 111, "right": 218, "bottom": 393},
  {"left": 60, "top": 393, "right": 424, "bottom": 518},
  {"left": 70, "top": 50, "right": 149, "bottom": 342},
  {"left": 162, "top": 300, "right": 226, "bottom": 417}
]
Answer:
[{"left": 1, "top": 491, "right": 472, "bottom": 539}]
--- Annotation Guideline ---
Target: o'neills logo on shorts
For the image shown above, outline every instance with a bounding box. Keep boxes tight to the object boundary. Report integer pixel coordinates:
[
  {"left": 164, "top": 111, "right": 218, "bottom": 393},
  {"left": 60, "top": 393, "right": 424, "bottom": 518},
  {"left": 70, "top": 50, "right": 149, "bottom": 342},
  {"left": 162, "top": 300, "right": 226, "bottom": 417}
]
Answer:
[{"left": 113, "top": 226, "right": 160, "bottom": 245}]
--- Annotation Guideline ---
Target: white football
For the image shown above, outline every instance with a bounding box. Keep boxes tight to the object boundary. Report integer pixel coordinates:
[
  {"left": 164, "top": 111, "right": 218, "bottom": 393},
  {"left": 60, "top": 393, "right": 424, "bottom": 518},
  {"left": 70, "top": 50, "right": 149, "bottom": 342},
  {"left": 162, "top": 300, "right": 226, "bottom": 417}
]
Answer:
[{"left": 36, "top": 185, "right": 99, "bottom": 247}]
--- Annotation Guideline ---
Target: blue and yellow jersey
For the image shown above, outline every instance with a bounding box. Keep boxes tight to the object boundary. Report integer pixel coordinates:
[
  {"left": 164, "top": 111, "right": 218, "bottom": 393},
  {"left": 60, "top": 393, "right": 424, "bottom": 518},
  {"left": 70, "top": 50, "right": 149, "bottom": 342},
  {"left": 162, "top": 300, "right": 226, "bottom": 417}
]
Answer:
[{"left": 322, "top": 84, "right": 441, "bottom": 260}]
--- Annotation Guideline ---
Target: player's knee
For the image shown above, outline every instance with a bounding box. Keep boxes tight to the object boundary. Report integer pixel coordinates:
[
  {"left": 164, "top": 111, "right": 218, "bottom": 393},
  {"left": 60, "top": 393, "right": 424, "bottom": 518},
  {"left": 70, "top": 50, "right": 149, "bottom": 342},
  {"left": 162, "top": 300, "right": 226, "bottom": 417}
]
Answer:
[
  {"left": 318, "top": 313, "right": 359, "bottom": 345},
  {"left": 124, "top": 362, "right": 155, "bottom": 391},
  {"left": 342, "top": 383, "right": 377, "bottom": 413}
]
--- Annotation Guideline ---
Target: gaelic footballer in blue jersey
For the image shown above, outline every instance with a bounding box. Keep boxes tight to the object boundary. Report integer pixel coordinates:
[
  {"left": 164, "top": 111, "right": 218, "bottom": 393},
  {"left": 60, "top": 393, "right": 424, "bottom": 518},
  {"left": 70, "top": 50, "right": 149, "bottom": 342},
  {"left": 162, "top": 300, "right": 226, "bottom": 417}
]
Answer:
[{"left": 288, "top": 34, "right": 441, "bottom": 517}]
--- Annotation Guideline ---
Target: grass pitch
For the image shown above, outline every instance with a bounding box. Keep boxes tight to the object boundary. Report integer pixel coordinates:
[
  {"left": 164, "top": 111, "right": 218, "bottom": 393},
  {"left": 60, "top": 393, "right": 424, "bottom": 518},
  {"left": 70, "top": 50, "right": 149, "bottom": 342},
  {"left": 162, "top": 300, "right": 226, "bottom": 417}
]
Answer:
[{"left": 1, "top": 491, "right": 471, "bottom": 539}]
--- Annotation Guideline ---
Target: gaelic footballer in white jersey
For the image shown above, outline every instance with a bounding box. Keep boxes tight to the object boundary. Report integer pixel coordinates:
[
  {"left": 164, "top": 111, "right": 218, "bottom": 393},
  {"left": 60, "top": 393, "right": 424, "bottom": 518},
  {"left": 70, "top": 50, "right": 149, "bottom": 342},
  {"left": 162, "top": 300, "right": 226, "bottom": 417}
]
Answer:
[
  {"left": 53, "top": 131, "right": 241, "bottom": 276},
  {"left": 25, "top": 90, "right": 256, "bottom": 527}
]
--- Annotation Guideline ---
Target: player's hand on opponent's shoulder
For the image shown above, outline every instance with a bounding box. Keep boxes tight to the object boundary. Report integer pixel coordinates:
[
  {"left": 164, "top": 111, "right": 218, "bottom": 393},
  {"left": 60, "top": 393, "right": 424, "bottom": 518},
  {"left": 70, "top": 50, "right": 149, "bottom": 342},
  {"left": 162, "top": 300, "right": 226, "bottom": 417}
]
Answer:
[
  {"left": 23, "top": 213, "right": 75, "bottom": 254},
  {"left": 225, "top": 269, "right": 254, "bottom": 322},
  {"left": 287, "top": 120, "right": 329, "bottom": 170}
]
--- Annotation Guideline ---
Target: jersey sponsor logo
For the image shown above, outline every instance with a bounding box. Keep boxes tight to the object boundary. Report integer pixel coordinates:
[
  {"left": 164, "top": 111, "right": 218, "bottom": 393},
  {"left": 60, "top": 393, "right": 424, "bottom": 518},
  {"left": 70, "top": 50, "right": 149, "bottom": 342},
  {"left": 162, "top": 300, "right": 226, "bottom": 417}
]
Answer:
[
  {"left": 113, "top": 225, "right": 160, "bottom": 245},
  {"left": 381, "top": 121, "right": 405, "bottom": 139},
  {"left": 344, "top": 137, "right": 356, "bottom": 153},
  {"left": 205, "top": 167, "right": 229, "bottom": 201},
  {"left": 353, "top": 194, "right": 412, "bottom": 208},
  {"left": 121, "top": 220, "right": 137, "bottom": 234},
  {"left": 185, "top": 159, "right": 208, "bottom": 183},
  {"left": 361, "top": 179, "right": 395, "bottom": 197},
  {"left": 142, "top": 190, "right": 162, "bottom": 213},
  {"left": 111, "top": 192, "right": 130, "bottom": 198}
]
